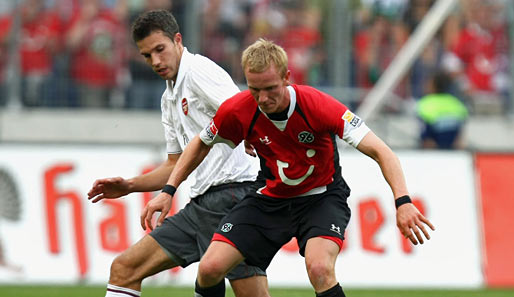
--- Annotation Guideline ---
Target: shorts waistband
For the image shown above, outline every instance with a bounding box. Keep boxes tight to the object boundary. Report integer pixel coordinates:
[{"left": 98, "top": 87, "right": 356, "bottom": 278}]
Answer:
[{"left": 207, "top": 180, "right": 254, "bottom": 193}]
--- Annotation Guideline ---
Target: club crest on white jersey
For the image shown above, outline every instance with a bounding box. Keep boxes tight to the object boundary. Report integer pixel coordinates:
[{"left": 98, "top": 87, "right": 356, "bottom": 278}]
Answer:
[{"left": 181, "top": 98, "right": 189, "bottom": 115}]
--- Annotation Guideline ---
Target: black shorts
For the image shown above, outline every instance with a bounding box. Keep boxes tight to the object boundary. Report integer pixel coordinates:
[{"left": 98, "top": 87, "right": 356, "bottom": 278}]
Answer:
[
  {"left": 150, "top": 181, "right": 266, "bottom": 280},
  {"left": 214, "top": 183, "right": 351, "bottom": 271}
]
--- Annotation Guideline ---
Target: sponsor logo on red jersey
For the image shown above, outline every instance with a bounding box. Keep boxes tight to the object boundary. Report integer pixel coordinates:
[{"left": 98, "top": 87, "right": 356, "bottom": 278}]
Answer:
[{"left": 181, "top": 98, "right": 188, "bottom": 115}]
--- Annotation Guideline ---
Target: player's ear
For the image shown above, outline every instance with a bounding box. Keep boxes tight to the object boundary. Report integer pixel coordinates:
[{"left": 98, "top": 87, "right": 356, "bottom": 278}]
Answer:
[
  {"left": 173, "top": 32, "right": 182, "bottom": 44},
  {"left": 284, "top": 70, "right": 291, "bottom": 85}
]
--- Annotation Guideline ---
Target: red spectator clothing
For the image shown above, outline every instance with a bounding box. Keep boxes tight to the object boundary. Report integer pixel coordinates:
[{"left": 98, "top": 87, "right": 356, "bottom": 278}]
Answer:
[
  {"left": 68, "top": 10, "right": 127, "bottom": 87},
  {"left": 0, "top": 12, "right": 59, "bottom": 76},
  {"left": 200, "top": 84, "right": 370, "bottom": 198},
  {"left": 280, "top": 26, "right": 321, "bottom": 84},
  {"left": 451, "top": 24, "right": 509, "bottom": 91},
  {"left": 0, "top": 16, "right": 10, "bottom": 81}
]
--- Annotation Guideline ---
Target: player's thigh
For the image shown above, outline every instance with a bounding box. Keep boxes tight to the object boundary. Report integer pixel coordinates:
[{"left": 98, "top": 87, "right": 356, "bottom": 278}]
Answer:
[
  {"left": 304, "top": 237, "right": 340, "bottom": 270},
  {"left": 296, "top": 191, "right": 350, "bottom": 254},
  {"left": 113, "top": 235, "right": 176, "bottom": 277},
  {"left": 230, "top": 275, "right": 270, "bottom": 297}
]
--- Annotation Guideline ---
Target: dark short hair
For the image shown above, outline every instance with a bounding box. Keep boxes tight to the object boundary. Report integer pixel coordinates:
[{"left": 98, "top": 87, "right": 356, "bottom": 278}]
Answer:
[
  {"left": 131, "top": 10, "right": 180, "bottom": 42},
  {"left": 432, "top": 71, "right": 452, "bottom": 93}
]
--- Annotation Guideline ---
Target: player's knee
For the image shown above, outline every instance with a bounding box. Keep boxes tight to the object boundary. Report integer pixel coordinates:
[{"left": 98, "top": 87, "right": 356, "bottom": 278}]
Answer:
[
  {"left": 306, "top": 260, "right": 335, "bottom": 288},
  {"left": 198, "top": 258, "right": 226, "bottom": 286},
  {"left": 109, "top": 255, "right": 136, "bottom": 285}
]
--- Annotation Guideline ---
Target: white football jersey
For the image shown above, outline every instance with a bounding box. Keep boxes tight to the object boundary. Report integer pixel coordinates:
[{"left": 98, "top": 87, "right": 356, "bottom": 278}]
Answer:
[{"left": 161, "top": 48, "right": 257, "bottom": 198}]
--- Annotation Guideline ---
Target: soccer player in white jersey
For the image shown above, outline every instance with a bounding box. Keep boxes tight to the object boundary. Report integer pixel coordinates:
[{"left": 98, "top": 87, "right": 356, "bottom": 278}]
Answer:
[
  {"left": 87, "top": 10, "right": 270, "bottom": 297},
  {"left": 145, "top": 39, "right": 436, "bottom": 297}
]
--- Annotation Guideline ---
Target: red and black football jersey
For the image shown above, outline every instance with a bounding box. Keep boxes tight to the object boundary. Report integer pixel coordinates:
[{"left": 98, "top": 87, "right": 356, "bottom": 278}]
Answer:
[{"left": 200, "top": 84, "right": 370, "bottom": 198}]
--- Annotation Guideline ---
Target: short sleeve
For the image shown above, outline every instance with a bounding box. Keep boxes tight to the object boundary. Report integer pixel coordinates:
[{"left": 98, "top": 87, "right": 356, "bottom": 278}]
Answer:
[
  {"left": 199, "top": 99, "right": 244, "bottom": 148},
  {"left": 341, "top": 110, "right": 370, "bottom": 147},
  {"left": 160, "top": 90, "right": 182, "bottom": 154}
]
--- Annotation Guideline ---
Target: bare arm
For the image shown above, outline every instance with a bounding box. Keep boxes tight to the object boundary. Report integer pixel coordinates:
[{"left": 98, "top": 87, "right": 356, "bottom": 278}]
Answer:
[
  {"left": 87, "top": 154, "right": 180, "bottom": 203},
  {"left": 356, "top": 131, "right": 435, "bottom": 245},
  {"left": 140, "top": 136, "right": 212, "bottom": 230}
]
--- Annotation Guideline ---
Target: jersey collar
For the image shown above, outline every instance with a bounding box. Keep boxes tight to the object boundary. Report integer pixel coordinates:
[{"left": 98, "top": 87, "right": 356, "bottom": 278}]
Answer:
[{"left": 166, "top": 47, "right": 192, "bottom": 94}]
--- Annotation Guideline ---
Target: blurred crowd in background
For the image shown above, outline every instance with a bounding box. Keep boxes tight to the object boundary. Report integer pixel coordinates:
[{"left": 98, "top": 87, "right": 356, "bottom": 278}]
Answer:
[{"left": 0, "top": 0, "right": 511, "bottom": 120}]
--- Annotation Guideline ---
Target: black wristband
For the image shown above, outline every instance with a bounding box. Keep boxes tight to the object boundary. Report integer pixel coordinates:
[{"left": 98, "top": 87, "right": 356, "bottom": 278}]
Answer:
[
  {"left": 395, "top": 195, "right": 412, "bottom": 209},
  {"left": 162, "top": 184, "right": 177, "bottom": 196}
]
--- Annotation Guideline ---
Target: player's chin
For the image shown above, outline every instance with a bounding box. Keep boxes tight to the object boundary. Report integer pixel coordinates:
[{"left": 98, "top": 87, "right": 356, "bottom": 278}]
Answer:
[{"left": 259, "top": 105, "right": 275, "bottom": 114}]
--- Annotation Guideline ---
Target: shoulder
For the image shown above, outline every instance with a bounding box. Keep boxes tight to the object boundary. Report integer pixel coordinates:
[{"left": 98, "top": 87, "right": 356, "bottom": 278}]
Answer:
[
  {"left": 219, "top": 90, "right": 255, "bottom": 111},
  {"left": 214, "top": 90, "right": 254, "bottom": 122},
  {"left": 294, "top": 84, "right": 346, "bottom": 111},
  {"left": 189, "top": 52, "right": 226, "bottom": 74}
]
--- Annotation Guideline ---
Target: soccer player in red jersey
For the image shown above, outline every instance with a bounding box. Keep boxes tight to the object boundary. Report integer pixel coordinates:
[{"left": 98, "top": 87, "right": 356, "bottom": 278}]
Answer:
[{"left": 144, "top": 38, "right": 435, "bottom": 297}]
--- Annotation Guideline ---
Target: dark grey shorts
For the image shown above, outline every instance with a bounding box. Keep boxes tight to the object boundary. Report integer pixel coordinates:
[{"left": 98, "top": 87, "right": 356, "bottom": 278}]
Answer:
[{"left": 149, "top": 181, "right": 266, "bottom": 280}]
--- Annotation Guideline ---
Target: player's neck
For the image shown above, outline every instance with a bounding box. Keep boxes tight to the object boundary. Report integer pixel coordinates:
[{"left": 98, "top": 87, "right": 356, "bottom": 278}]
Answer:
[{"left": 266, "top": 102, "right": 290, "bottom": 120}]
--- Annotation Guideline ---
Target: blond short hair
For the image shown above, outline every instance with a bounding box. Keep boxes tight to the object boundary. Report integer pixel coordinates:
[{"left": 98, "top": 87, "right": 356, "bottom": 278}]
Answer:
[{"left": 241, "top": 38, "right": 288, "bottom": 78}]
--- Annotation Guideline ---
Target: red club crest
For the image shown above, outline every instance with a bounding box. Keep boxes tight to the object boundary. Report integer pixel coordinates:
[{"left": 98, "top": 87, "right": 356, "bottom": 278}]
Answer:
[{"left": 182, "top": 98, "right": 188, "bottom": 115}]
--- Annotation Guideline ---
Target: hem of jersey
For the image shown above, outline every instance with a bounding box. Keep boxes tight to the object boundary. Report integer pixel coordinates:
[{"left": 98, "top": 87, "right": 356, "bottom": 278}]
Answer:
[{"left": 257, "top": 185, "right": 327, "bottom": 198}]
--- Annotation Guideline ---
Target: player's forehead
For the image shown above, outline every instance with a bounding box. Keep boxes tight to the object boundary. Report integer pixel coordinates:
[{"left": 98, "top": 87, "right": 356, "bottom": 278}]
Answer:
[
  {"left": 136, "top": 30, "right": 173, "bottom": 53},
  {"left": 245, "top": 65, "right": 283, "bottom": 87}
]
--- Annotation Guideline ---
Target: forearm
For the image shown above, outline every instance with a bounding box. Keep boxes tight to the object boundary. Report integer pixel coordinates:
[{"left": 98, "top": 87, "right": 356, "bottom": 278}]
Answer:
[
  {"left": 375, "top": 148, "right": 409, "bottom": 199},
  {"left": 127, "top": 156, "right": 177, "bottom": 193},
  {"left": 167, "top": 136, "right": 211, "bottom": 188}
]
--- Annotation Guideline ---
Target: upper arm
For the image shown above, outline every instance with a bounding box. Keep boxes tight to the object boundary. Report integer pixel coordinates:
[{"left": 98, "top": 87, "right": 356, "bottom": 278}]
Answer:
[{"left": 356, "top": 131, "right": 390, "bottom": 162}]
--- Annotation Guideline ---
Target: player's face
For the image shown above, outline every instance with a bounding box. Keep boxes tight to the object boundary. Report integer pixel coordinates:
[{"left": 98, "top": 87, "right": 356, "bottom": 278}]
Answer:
[
  {"left": 245, "top": 64, "right": 291, "bottom": 114},
  {"left": 137, "top": 30, "right": 183, "bottom": 81}
]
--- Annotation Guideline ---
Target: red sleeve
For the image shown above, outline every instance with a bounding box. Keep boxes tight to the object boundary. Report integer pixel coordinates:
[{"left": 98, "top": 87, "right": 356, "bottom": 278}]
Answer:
[{"left": 210, "top": 95, "right": 247, "bottom": 146}]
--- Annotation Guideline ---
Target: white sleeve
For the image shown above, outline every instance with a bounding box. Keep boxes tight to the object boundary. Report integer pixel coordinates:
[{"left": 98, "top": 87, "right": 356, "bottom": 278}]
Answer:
[
  {"left": 199, "top": 120, "right": 237, "bottom": 148},
  {"left": 341, "top": 110, "right": 371, "bottom": 147},
  {"left": 160, "top": 91, "right": 182, "bottom": 154}
]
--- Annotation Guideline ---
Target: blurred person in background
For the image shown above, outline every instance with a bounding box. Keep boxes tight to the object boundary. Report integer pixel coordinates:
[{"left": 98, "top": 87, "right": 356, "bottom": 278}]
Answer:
[
  {"left": 352, "top": 0, "right": 409, "bottom": 109},
  {"left": 442, "top": 0, "right": 510, "bottom": 115},
  {"left": 417, "top": 71, "right": 468, "bottom": 149},
  {"left": 0, "top": 11, "right": 8, "bottom": 107},
  {"left": 200, "top": 0, "right": 252, "bottom": 83},
  {"left": 87, "top": 9, "right": 270, "bottom": 297},
  {"left": 65, "top": 0, "right": 129, "bottom": 108},
  {"left": 0, "top": 0, "right": 60, "bottom": 107},
  {"left": 279, "top": 0, "right": 323, "bottom": 85}
]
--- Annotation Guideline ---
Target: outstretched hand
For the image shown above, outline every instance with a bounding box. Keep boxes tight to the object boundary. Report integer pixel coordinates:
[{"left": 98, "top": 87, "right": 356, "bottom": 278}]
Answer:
[
  {"left": 87, "top": 177, "right": 130, "bottom": 203},
  {"left": 140, "top": 192, "right": 173, "bottom": 231},
  {"left": 396, "top": 203, "right": 435, "bottom": 245}
]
